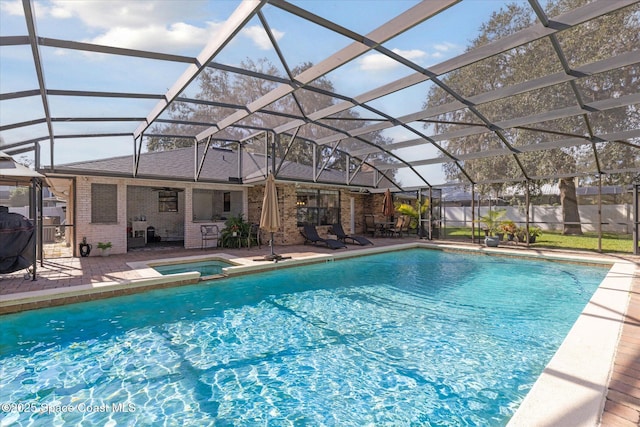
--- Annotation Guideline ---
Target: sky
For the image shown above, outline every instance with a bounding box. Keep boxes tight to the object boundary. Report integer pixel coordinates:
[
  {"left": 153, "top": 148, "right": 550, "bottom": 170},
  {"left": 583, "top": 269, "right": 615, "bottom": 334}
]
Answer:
[{"left": 0, "top": 0, "right": 544, "bottom": 187}]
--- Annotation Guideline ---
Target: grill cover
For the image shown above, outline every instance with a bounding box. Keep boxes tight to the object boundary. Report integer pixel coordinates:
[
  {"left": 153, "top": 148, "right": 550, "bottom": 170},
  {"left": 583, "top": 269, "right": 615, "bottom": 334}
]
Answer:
[{"left": 0, "top": 208, "right": 35, "bottom": 274}]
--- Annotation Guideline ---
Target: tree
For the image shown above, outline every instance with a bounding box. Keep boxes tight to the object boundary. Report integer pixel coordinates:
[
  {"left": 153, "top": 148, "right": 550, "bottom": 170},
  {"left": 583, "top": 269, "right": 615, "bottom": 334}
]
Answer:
[
  {"left": 9, "top": 187, "right": 29, "bottom": 207},
  {"left": 423, "top": 0, "right": 639, "bottom": 235},
  {"left": 148, "top": 58, "right": 392, "bottom": 176}
]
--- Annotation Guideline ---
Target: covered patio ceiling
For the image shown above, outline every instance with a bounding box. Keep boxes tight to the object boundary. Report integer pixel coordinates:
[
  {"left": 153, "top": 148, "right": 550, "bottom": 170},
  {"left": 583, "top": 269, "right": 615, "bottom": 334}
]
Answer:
[{"left": 0, "top": 0, "right": 638, "bottom": 191}]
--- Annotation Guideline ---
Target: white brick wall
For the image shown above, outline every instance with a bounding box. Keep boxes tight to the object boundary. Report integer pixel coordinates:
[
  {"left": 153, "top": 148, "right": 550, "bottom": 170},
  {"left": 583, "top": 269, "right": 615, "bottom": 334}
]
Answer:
[
  {"left": 74, "top": 177, "right": 248, "bottom": 254},
  {"left": 75, "top": 177, "right": 127, "bottom": 255}
]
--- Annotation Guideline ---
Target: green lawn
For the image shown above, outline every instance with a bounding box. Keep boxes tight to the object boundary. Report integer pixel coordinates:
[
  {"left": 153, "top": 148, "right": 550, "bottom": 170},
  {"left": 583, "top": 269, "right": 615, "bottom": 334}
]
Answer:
[{"left": 438, "top": 227, "right": 635, "bottom": 254}]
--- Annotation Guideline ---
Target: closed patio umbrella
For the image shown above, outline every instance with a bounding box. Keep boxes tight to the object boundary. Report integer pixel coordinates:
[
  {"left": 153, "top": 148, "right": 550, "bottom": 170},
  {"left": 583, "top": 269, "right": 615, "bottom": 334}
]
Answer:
[
  {"left": 259, "top": 174, "right": 283, "bottom": 261},
  {"left": 382, "top": 189, "right": 394, "bottom": 219}
]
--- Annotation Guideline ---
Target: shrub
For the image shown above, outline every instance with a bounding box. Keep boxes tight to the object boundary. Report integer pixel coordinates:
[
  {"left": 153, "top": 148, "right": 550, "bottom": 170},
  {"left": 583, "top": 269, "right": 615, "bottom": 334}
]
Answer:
[
  {"left": 97, "top": 241, "right": 112, "bottom": 249},
  {"left": 221, "top": 214, "right": 250, "bottom": 247}
]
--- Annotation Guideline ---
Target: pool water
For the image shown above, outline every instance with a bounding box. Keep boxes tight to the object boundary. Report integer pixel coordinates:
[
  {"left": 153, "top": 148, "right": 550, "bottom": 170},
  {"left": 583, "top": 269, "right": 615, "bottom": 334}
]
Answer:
[
  {"left": 0, "top": 249, "right": 607, "bottom": 426},
  {"left": 152, "top": 259, "right": 233, "bottom": 276}
]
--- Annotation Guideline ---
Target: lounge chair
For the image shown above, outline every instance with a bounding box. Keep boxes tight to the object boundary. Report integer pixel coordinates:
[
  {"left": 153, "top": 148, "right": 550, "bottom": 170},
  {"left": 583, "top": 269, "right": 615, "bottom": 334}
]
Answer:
[
  {"left": 330, "top": 223, "right": 373, "bottom": 246},
  {"left": 300, "top": 224, "right": 347, "bottom": 249}
]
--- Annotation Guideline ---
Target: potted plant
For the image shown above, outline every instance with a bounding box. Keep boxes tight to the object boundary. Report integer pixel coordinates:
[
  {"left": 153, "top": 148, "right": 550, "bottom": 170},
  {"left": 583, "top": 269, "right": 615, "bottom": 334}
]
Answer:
[
  {"left": 97, "top": 241, "right": 112, "bottom": 256},
  {"left": 476, "top": 209, "right": 506, "bottom": 247},
  {"left": 527, "top": 226, "right": 542, "bottom": 243},
  {"left": 221, "top": 214, "right": 250, "bottom": 248},
  {"left": 500, "top": 220, "right": 518, "bottom": 241},
  {"left": 516, "top": 226, "right": 542, "bottom": 243}
]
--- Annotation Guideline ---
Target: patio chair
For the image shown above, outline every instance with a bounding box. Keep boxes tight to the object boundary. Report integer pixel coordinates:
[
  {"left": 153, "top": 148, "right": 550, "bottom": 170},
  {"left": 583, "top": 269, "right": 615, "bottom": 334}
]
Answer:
[
  {"left": 388, "top": 215, "right": 408, "bottom": 237},
  {"left": 364, "top": 214, "right": 378, "bottom": 237},
  {"left": 300, "top": 224, "right": 346, "bottom": 250},
  {"left": 200, "top": 224, "right": 220, "bottom": 249},
  {"left": 330, "top": 223, "right": 373, "bottom": 246},
  {"left": 246, "top": 223, "right": 261, "bottom": 248}
]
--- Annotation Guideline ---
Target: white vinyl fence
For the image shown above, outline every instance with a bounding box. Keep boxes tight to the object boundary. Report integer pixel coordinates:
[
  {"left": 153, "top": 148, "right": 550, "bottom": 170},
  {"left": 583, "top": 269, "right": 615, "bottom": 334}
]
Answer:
[
  {"left": 8, "top": 206, "right": 67, "bottom": 243},
  {"left": 8, "top": 206, "right": 65, "bottom": 222},
  {"left": 443, "top": 204, "right": 634, "bottom": 234}
]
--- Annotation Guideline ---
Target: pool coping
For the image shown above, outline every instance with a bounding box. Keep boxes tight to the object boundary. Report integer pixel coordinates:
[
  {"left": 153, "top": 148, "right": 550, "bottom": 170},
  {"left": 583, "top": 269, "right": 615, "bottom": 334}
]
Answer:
[
  {"left": 0, "top": 242, "right": 634, "bottom": 425},
  {"left": 0, "top": 272, "right": 202, "bottom": 314},
  {"left": 507, "top": 258, "right": 633, "bottom": 426}
]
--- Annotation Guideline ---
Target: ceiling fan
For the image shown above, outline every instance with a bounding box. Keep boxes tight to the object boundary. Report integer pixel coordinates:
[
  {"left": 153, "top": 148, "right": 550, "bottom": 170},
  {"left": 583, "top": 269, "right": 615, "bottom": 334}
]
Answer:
[{"left": 151, "top": 187, "right": 184, "bottom": 192}]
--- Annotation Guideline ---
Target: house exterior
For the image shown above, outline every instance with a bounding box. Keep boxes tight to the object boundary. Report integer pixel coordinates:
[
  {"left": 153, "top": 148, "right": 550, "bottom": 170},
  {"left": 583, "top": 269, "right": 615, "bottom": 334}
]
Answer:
[{"left": 41, "top": 146, "right": 394, "bottom": 256}]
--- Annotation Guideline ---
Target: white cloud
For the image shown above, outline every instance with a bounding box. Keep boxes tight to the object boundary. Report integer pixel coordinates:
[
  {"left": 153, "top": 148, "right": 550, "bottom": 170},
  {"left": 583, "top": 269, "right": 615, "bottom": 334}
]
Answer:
[
  {"left": 358, "top": 42, "right": 464, "bottom": 72},
  {"left": 359, "top": 48, "right": 426, "bottom": 71},
  {"left": 394, "top": 48, "right": 426, "bottom": 61},
  {"left": 89, "top": 22, "right": 219, "bottom": 52},
  {"left": 0, "top": 0, "right": 24, "bottom": 16},
  {"left": 33, "top": 1, "right": 288, "bottom": 54},
  {"left": 35, "top": 0, "right": 219, "bottom": 52},
  {"left": 426, "top": 42, "right": 462, "bottom": 65},
  {"left": 242, "top": 25, "right": 284, "bottom": 51},
  {"left": 49, "top": 4, "right": 73, "bottom": 19},
  {"left": 47, "top": 0, "right": 207, "bottom": 29},
  {"left": 433, "top": 42, "right": 457, "bottom": 52}
]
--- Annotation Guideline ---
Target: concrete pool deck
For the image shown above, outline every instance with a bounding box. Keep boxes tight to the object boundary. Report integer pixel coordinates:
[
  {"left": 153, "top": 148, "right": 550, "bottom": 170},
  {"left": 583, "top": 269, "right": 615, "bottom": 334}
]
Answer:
[{"left": 0, "top": 237, "right": 638, "bottom": 426}]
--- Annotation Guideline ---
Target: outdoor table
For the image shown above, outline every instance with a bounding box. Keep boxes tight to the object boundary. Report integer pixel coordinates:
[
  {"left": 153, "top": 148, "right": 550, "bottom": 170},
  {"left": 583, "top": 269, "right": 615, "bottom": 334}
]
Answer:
[{"left": 374, "top": 221, "right": 394, "bottom": 237}]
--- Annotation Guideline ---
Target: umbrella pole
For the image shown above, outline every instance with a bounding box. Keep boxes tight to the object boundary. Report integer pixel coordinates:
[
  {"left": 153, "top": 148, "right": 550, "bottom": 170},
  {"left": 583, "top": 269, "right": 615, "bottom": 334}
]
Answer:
[{"left": 270, "top": 232, "right": 275, "bottom": 256}]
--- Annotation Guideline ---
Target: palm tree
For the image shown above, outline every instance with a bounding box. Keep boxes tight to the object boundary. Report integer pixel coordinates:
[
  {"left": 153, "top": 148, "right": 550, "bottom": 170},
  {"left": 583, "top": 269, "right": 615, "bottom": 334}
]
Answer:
[
  {"left": 477, "top": 209, "right": 506, "bottom": 237},
  {"left": 396, "top": 200, "right": 429, "bottom": 231}
]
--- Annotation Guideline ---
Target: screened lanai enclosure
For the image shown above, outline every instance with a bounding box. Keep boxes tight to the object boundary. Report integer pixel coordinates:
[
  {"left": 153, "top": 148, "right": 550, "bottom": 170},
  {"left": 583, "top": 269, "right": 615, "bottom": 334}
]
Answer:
[{"left": 1, "top": 0, "right": 639, "bottom": 253}]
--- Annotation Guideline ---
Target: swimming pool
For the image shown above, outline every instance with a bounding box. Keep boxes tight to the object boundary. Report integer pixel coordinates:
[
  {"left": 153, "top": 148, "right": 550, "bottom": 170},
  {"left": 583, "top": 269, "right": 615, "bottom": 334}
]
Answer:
[
  {"left": 0, "top": 248, "right": 607, "bottom": 425},
  {"left": 151, "top": 259, "right": 233, "bottom": 277}
]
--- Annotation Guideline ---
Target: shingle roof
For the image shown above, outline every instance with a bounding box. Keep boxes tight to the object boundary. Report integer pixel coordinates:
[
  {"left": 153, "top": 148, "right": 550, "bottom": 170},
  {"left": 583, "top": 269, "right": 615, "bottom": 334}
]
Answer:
[{"left": 46, "top": 146, "right": 389, "bottom": 188}]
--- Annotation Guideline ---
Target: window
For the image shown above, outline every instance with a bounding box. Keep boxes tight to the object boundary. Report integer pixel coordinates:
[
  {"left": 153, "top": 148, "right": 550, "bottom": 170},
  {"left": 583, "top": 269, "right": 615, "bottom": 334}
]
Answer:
[
  {"left": 296, "top": 189, "right": 340, "bottom": 226},
  {"left": 91, "top": 183, "right": 117, "bottom": 223},
  {"left": 192, "top": 189, "right": 243, "bottom": 221},
  {"left": 223, "top": 192, "right": 231, "bottom": 212},
  {"left": 158, "top": 190, "right": 178, "bottom": 212}
]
